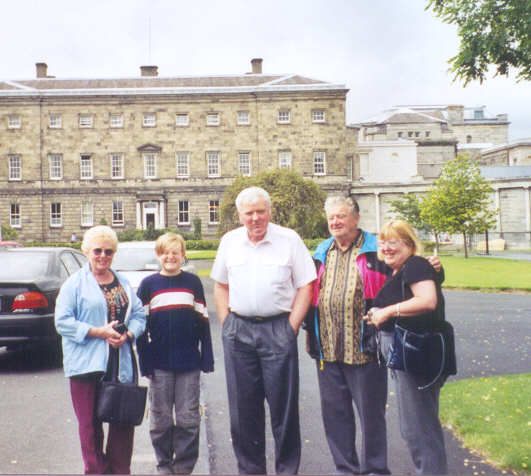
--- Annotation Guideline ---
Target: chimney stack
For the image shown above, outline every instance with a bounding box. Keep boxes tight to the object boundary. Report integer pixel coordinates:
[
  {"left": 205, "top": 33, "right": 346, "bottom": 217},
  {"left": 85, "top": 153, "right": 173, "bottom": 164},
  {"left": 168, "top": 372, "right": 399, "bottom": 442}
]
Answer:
[
  {"left": 36, "top": 62, "right": 48, "bottom": 78},
  {"left": 140, "top": 65, "right": 159, "bottom": 77},
  {"left": 251, "top": 58, "right": 263, "bottom": 74}
]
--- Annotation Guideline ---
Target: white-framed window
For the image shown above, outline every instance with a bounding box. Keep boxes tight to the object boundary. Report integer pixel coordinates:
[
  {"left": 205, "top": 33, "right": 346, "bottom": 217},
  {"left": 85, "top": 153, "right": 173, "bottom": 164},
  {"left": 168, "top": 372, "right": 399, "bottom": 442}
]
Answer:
[
  {"left": 178, "top": 200, "right": 190, "bottom": 224},
  {"left": 112, "top": 201, "right": 124, "bottom": 226},
  {"left": 49, "top": 114, "right": 62, "bottom": 128},
  {"left": 278, "top": 151, "right": 292, "bottom": 169},
  {"left": 143, "top": 113, "right": 156, "bottom": 127},
  {"left": 207, "top": 151, "right": 221, "bottom": 177},
  {"left": 278, "top": 110, "right": 291, "bottom": 124},
  {"left": 209, "top": 200, "right": 219, "bottom": 224},
  {"left": 238, "top": 152, "right": 251, "bottom": 176},
  {"left": 237, "top": 111, "right": 250, "bottom": 125},
  {"left": 176, "top": 152, "right": 190, "bottom": 177},
  {"left": 10, "top": 203, "right": 21, "bottom": 228},
  {"left": 80, "top": 154, "right": 93, "bottom": 179},
  {"left": 313, "top": 151, "right": 326, "bottom": 175},
  {"left": 81, "top": 202, "right": 94, "bottom": 227},
  {"left": 110, "top": 113, "right": 123, "bottom": 128},
  {"left": 175, "top": 113, "right": 189, "bottom": 127},
  {"left": 50, "top": 203, "right": 62, "bottom": 227},
  {"left": 425, "top": 131, "right": 431, "bottom": 137},
  {"left": 144, "top": 153, "right": 157, "bottom": 179},
  {"left": 49, "top": 154, "right": 63, "bottom": 179},
  {"left": 79, "top": 114, "right": 93, "bottom": 128},
  {"left": 110, "top": 153, "right": 124, "bottom": 179},
  {"left": 206, "top": 113, "right": 220, "bottom": 126},
  {"left": 8, "top": 155, "right": 21, "bottom": 180},
  {"left": 312, "top": 109, "right": 325, "bottom": 123},
  {"left": 397, "top": 132, "right": 403, "bottom": 138},
  {"left": 8, "top": 115, "right": 21, "bottom": 129}
]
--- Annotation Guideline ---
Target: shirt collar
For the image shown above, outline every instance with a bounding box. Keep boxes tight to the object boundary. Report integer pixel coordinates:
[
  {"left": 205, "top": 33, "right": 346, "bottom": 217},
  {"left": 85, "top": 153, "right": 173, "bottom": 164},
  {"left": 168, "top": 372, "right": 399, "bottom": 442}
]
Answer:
[{"left": 243, "top": 223, "right": 273, "bottom": 247}]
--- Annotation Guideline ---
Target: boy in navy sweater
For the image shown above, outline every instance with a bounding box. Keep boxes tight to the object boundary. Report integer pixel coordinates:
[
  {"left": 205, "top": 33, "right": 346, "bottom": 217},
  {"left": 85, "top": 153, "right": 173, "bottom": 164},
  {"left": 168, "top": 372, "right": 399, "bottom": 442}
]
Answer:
[{"left": 137, "top": 233, "right": 214, "bottom": 475}]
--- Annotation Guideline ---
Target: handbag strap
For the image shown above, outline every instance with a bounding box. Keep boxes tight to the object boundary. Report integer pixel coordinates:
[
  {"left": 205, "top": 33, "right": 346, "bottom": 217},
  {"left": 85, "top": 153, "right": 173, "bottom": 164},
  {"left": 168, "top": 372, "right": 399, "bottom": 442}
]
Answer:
[{"left": 102, "top": 341, "right": 139, "bottom": 384}]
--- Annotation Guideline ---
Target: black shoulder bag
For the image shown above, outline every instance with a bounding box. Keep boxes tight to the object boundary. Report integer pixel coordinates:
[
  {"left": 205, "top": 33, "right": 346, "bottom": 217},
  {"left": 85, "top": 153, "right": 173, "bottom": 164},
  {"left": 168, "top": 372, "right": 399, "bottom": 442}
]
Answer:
[
  {"left": 96, "top": 343, "right": 148, "bottom": 426},
  {"left": 386, "top": 269, "right": 457, "bottom": 390}
]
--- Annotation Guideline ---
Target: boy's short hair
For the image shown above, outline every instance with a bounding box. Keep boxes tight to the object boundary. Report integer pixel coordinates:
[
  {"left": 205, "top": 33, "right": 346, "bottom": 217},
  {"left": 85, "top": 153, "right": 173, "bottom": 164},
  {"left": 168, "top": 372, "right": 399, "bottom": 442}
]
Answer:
[{"left": 155, "top": 232, "right": 186, "bottom": 256}]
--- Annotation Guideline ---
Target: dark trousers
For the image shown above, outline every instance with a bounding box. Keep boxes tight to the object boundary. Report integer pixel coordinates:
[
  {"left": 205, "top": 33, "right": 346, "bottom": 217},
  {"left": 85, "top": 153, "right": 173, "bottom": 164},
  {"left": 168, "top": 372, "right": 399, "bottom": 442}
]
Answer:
[
  {"left": 316, "top": 360, "right": 389, "bottom": 475},
  {"left": 70, "top": 378, "right": 135, "bottom": 474},
  {"left": 222, "top": 313, "right": 301, "bottom": 474}
]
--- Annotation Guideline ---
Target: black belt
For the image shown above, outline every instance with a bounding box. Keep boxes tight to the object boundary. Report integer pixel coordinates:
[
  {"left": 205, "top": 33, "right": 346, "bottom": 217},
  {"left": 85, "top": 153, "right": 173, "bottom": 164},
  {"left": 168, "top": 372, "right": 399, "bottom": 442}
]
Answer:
[{"left": 232, "top": 311, "right": 289, "bottom": 322}]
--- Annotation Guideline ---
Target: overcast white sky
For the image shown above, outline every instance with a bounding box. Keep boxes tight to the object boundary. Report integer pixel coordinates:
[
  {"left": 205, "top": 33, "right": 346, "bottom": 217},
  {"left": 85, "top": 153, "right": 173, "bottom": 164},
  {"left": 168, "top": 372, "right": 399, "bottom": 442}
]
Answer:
[{"left": 2, "top": 0, "right": 530, "bottom": 140}]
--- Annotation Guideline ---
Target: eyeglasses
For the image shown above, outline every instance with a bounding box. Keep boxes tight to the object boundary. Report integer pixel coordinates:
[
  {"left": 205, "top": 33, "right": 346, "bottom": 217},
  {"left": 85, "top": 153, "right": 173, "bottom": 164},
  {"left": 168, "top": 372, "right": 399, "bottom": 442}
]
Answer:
[
  {"left": 377, "top": 240, "right": 402, "bottom": 249},
  {"left": 93, "top": 248, "right": 114, "bottom": 256}
]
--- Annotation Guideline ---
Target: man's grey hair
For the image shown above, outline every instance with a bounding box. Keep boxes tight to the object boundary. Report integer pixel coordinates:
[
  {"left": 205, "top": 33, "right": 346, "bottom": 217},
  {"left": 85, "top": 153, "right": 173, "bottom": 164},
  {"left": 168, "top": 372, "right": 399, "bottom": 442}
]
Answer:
[
  {"left": 324, "top": 195, "right": 360, "bottom": 217},
  {"left": 235, "top": 186, "right": 272, "bottom": 212}
]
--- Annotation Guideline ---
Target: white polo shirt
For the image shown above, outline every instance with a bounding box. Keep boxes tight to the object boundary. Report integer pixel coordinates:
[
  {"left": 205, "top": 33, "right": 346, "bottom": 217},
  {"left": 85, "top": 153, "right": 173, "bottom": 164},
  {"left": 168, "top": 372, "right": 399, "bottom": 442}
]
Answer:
[{"left": 210, "top": 223, "right": 316, "bottom": 317}]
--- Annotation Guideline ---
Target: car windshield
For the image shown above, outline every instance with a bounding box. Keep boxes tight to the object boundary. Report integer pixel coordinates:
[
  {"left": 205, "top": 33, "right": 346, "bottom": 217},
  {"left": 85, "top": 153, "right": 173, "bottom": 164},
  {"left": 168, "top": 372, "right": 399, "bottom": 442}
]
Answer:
[
  {"left": 113, "top": 247, "right": 160, "bottom": 271},
  {"left": 0, "top": 252, "right": 50, "bottom": 280}
]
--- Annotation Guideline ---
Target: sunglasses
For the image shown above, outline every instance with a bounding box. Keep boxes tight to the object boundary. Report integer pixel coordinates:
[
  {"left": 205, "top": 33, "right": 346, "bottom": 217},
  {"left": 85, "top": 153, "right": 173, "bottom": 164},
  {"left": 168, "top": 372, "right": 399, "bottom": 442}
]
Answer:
[{"left": 93, "top": 248, "right": 115, "bottom": 256}]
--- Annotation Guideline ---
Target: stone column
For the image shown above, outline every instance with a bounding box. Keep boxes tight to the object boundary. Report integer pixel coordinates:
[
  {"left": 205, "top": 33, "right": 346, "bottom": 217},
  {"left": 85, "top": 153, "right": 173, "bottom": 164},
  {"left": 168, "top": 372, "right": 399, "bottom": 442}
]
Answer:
[
  {"left": 136, "top": 202, "right": 142, "bottom": 229},
  {"left": 159, "top": 200, "right": 166, "bottom": 229}
]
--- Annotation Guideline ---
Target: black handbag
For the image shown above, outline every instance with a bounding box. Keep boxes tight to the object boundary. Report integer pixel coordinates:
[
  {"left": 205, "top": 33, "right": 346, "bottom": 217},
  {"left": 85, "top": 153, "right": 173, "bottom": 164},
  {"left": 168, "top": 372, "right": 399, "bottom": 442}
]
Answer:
[{"left": 96, "top": 343, "right": 147, "bottom": 426}]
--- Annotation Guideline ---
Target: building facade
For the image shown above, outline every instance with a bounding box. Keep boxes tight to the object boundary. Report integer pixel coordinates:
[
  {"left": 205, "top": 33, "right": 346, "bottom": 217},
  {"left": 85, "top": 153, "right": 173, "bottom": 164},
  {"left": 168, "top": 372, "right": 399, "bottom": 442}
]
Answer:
[{"left": 1, "top": 59, "right": 353, "bottom": 242}]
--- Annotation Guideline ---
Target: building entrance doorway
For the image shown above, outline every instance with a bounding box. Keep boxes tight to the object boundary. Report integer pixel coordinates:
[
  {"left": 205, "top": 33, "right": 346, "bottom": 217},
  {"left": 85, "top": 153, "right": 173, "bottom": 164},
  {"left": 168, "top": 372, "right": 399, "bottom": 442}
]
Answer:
[{"left": 137, "top": 200, "right": 166, "bottom": 230}]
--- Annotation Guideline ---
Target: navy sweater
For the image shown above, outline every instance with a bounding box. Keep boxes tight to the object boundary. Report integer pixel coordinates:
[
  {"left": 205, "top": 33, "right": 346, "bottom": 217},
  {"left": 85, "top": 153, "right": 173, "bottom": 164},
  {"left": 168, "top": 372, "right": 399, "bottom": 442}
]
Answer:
[{"left": 136, "top": 272, "right": 214, "bottom": 376}]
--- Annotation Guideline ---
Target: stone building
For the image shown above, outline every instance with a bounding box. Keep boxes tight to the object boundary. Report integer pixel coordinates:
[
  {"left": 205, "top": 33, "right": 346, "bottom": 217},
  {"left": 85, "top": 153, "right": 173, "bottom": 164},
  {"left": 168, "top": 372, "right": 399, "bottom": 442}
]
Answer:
[
  {"left": 0, "top": 59, "right": 353, "bottom": 242},
  {"left": 480, "top": 139, "right": 531, "bottom": 166}
]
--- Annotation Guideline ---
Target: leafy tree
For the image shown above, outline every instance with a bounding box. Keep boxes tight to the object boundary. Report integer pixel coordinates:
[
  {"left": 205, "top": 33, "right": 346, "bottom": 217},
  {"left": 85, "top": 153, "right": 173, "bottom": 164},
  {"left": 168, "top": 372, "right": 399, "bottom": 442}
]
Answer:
[
  {"left": 218, "top": 169, "right": 328, "bottom": 239},
  {"left": 426, "top": 0, "right": 531, "bottom": 84},
  {"left": 420, "top": 154, "right": 497, "bottom": 257},
  {"left": 1, "top": 223, "right": 19, "bottom": 240}
]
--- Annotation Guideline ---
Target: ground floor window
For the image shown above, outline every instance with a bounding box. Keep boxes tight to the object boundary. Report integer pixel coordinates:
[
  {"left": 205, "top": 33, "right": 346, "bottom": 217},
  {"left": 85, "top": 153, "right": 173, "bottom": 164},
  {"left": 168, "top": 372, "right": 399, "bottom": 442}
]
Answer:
[
  {"left": 112, "top": 201, "right": 124, "bottom": 225},
  {"left": 209, "top": 200, "right": 219, "bottom": 224},
  {"left": 50, "top": 203, "right": 62, "bottom": 227},
  {"left": 10, "top": 203, "right": 21, "bottom": 227},
  {"left": 178, "top": 200, "right": 190, "bottom": 224},
  {"left": 81, "top": 202, "right": 94, "bottom": 227}
]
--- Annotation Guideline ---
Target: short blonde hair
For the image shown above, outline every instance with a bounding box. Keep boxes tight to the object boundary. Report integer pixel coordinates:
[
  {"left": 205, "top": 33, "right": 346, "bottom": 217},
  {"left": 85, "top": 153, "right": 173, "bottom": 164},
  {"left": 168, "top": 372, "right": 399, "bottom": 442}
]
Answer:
[
  {"left": 377, "top": 220, "right": 423, "bottom": 260},
  {"left": 81, "top": 225, "right": 118, "bottom": 255},
  {"left": 155, "top": 232, "right": 186, "bottom": 256}
]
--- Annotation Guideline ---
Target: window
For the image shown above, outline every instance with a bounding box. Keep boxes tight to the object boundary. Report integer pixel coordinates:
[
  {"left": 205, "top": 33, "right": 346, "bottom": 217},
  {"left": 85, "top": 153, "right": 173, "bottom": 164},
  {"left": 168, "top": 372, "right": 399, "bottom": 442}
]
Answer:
[
  {"left": 10, "top": 203, "right": 21, "bottom": 227},
  {"left": 178, "top": 200, "right": 190, "bottom": 224},
  {"left": 80, "top": 155, "right": 93, "bottom": 179},
  {"left": 278, "top": 151, "right": 292, "bottom": 169},
  {"left": 397, "top": 132, "right": 403, "bottom": 138},
  {"left": 209, "top": 200, "right": 219, "bottom": 224},
  {"left": 474, "top": 109, "right": 484, "bottom": 119},
  {"left": 49, "top": 154, "right": 63, "bottom": 179},
  {"left": 206, "top": 113, "right": 220, "bottom": 126},
  {"left": 207, "top": 152, "right": 221, "bottom": 177},
  {"left": 49, "top": 114, "right": 62, "bottom": 128},
  {"left": 466, "top": 135, "right": 472, "bottom": 144},
  {"left": 50, "top": 203, "right": 62, "bottom": 227},
  {"left": 425, "top": 131, "right": 431, "bottom": 137},
  {"left": 8, "top": 115, "right": 21, "bottom": 129},
  {"left": 176, "top": 152, "right": 189, "bottom": 177},
  {"left": 408, "top": 131, "right": 413, "bottom": 138},
  {"left": 238, "top": 152, "right": 251, "bottom": 176},
  {"left": 110, "top": 113, "right": 123, "bottom": 128},
  {"left": 312, "top": 110, "right": 325, "bottom": 123},
  {"left": 313, "top": 151, "right": 326, "bottom": 175},
  {"left": 112, "top": 201, "right": 124, "bottom": 226},
  {"left": 81, "top": 202, "right": 93, "bottom": 227},
  {"left": 144, "top": 153, "right": 157, "bottom": 178},
  {"left": 143, "top": 113, "right": 156, "bottom": 127},
  {"left": 414, "top": 131, "right": 420, "bottom": 137},
  {"left": 237, "top": 111, "right": 250, "bottom": 125},
  {"left": 278, "top": 110, "right": 291, "bottom": 124},
  {"left": 175, "top": 113, "right": 189, "bottom": 127},
  {"left": 8, "top": 155, "right": 21, "bottom": 180},
  {"left": 110, "top": 153, "right": 124, "bottom": 179},
  {"left": 79, "top": 114, "right": 93, "bottom": 128}
]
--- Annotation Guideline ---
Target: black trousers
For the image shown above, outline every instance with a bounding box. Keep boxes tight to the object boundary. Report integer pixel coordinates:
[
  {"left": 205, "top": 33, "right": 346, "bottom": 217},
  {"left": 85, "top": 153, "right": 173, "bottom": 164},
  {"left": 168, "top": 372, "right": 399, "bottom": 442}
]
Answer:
[{"left": 222, "top": 312, "right": 300, "bottom": 475}]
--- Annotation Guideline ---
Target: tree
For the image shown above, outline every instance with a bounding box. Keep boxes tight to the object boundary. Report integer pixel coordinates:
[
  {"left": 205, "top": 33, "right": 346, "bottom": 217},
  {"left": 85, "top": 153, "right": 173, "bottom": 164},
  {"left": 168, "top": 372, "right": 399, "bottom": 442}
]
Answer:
[
  {"left": 426, "top": 0, "right": 531, "bottom": 84},
  {"left": 420, "top": 154, "right": 497, "bottom": 257},
  {"left": 218, "top": 169, "right": 328, "bottom": 239}
]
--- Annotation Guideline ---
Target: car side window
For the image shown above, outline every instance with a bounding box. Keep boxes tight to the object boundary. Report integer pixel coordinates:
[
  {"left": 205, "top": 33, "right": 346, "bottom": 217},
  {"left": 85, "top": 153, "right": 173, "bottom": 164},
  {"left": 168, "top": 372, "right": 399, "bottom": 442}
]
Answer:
[{"left": 61, "top": 252, "right": 82, "bottom": 275}]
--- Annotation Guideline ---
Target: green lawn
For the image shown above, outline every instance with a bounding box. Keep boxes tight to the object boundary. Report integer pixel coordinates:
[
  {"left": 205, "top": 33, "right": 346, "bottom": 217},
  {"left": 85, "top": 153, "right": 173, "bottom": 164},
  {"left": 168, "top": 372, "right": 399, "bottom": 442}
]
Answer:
[{"left": 440, "top": 374, "right": 531, "bottom": 474}]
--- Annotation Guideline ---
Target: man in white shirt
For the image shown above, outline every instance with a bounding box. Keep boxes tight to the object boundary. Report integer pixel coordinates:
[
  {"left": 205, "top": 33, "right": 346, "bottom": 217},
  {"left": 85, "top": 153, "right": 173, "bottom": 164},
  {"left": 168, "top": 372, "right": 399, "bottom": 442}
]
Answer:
[{"left": 211, "top": 186, "right": 316, "bottom": 475}]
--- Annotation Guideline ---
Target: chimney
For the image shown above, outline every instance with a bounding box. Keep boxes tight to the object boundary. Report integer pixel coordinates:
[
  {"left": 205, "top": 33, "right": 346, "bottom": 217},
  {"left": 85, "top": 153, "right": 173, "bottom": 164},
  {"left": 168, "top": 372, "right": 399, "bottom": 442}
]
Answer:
[
  {"left": 251, "top": 58, "right": 263, "bottom": 74},
  {"left": 140, "top": 65, "right": 158, "bottom": 77},
  {"left": 36, "top": 62, "right": 48, "bottom": 78}
]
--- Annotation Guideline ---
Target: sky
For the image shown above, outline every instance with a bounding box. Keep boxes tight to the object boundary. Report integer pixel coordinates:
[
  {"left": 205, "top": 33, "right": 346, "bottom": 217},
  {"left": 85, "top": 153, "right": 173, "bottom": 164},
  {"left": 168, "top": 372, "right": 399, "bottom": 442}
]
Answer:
[{"left": 2, "top": 0, "right": 530, "bottom": 141}]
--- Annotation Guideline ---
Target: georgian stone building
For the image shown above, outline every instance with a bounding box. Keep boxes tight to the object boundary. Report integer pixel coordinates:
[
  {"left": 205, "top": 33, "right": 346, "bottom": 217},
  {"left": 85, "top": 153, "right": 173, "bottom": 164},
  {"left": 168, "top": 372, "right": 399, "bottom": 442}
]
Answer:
[{"left": 0, "top": 59, "right": 354, "bottom": 242}]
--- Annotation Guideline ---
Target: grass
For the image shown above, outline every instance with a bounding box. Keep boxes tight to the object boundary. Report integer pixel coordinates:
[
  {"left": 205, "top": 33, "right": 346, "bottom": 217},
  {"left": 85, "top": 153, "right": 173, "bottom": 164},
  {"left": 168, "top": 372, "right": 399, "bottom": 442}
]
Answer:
[
  {"left": 439, "top": 256, "right": 531, "bottom": 292},
  {"left": 187, "top": 250, "right": 217, "bottom": 260},
  {"left": 440, "top": 374, "right": 531, "bottom": 474}
]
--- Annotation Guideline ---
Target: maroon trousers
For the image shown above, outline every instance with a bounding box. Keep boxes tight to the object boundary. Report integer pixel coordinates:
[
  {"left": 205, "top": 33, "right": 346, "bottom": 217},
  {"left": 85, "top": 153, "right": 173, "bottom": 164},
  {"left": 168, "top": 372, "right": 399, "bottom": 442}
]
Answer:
[{"left": 70, "top": 378, "right": 134, "bottom": 474}]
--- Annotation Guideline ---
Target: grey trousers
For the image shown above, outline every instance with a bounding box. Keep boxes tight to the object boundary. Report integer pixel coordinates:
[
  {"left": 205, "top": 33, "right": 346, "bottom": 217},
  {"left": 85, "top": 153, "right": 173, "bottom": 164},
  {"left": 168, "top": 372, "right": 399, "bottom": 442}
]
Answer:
[
  {"left": 222, "top": 312, "right": 301, "bottom": 475},
  {"left": 149, "top": 368, "right": 201, "bottom": 475},
  {"left": 381, "top": 331, "right": 448, "bottom": 475},
  {"left": 316, "top": 360, "right": 390, "bottom": 475}
]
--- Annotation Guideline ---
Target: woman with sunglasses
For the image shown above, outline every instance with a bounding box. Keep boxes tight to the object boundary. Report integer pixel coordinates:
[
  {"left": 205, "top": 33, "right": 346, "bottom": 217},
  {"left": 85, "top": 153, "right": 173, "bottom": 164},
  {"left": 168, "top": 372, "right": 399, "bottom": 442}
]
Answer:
[{"left": 55, "top": 225, "right": 146, "bottom": 474}]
